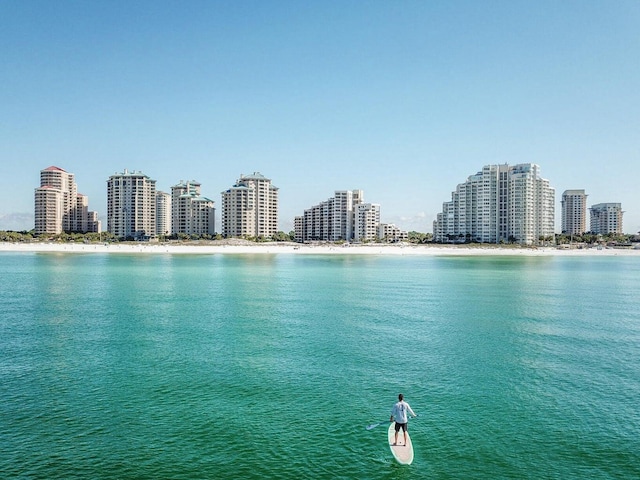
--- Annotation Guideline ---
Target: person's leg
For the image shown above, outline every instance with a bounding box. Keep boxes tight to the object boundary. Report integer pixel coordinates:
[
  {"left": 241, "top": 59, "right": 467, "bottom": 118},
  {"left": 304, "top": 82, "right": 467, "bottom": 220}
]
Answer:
[{"left": 394, "top": 423, "right": 399, "bottom": 445}]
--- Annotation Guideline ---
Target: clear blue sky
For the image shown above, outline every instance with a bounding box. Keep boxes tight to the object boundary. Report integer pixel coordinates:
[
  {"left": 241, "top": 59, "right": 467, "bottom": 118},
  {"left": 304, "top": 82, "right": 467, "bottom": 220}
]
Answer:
[{"left": 2, "top": 0, "right": 639, "bottom": 233}]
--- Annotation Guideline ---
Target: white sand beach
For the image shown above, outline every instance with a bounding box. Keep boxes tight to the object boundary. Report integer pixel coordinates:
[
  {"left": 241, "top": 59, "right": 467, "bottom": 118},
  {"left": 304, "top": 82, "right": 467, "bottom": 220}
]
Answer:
[{"left": 1, "top": 241, "right": 639, "bottom": 256}]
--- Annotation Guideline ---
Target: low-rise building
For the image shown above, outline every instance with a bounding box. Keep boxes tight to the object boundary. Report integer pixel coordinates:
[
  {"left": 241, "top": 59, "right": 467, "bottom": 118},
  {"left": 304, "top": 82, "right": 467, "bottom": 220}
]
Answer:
[{"left": 379, "top": 223, "right": 408, "bottom": 242}]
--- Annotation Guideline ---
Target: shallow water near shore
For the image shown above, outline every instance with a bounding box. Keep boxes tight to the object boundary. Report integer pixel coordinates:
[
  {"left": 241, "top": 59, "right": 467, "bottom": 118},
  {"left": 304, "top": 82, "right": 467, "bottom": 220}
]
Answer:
[{"left": 1, "top": 252, "right": 639, "bottom": 479}]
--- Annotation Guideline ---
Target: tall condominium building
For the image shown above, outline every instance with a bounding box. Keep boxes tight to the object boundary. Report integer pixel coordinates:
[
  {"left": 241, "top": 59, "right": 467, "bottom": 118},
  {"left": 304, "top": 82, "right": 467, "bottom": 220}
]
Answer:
[
  {"left": 294, "top": 215, "right": 304, "bottom": 243},
  {"left": 107, "top": 169, "right": 156, "bottom": 240},
  {"left": 156, "top": 191, "right": 172, "bottom": 236},
  {"left": 354, "top": 203, "right": 381, "bottom": 242},
  {"left": 590, "top": 203, "right": 623, "bottom": 235},
  {"left": 34, "top": 165, "right": 99, "bottom": 234},
  {"left": 331, "top": 190, "right": 362, "bottom": 241},
  {"left": 171, "top": 180, "right": 216, "bottom": 236},
  {"left": 221, "top": 172, "right": 278, "bottom": 238},
  {"left": 297, "top": 190, "right": 360, "bottom": 242},
  {"left": 561, "top": 189, "right": 587, "bottom": 235},
  {"left": 295, "top": 190, "right": 383, "bottom": 242},
  {"left": 433, "top": 163, "right": 555, "bottom": 245}
]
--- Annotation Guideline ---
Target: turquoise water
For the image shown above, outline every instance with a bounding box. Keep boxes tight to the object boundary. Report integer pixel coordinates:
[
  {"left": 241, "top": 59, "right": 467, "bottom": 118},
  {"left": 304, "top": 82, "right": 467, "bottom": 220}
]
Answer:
[{"left": 1, "top": 252, "right": 639, "bottom": 479}]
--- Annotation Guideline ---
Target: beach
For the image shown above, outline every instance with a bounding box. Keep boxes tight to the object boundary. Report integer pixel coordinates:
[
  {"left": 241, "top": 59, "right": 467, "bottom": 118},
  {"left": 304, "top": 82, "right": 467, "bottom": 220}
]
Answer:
[{"left": 1, "top": 241, "right": 638, "bottom": 256}]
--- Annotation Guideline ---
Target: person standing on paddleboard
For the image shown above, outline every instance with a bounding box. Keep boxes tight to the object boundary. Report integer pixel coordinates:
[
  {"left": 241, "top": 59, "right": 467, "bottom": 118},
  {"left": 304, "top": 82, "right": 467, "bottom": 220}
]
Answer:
[{"left": 390, "top": 393, "right": 416, "bottom": 446}]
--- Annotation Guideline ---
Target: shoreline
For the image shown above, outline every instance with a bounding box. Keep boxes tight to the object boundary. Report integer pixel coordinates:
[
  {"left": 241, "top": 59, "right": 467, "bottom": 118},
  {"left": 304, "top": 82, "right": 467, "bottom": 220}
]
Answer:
[{"left": 1, "top": 241, "right": 639, "bottom": 256}]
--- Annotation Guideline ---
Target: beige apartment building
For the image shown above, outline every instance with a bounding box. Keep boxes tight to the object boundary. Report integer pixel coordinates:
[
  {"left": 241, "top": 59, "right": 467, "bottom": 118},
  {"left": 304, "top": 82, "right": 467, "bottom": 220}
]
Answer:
[
  {"left": 590, "top": 203, "right": 623, "bottom": 235},
  {"left": 34, "top": 165, "right": 100, "bottom": 235},
  {"left": 156, "top": 191, "right": 172, "bottom": 237},
  {"left": 561, "top": 189, "right": 587, "bottom": 235},
  {"left": 107, "top": 169, "right": 156, "bottom": 240},
  {"left": 171, "top": 180, "right": 215, "bottom": 236},
  {"left": 221, "top": 172, "right": 278, "bottom": 238}
]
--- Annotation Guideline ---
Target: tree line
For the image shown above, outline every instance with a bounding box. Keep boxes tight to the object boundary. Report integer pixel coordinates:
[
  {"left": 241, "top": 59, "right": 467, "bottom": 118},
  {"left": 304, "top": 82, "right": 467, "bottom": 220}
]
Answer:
[{"left": 1, "top": 229, "right": 636, "bottom": 245}]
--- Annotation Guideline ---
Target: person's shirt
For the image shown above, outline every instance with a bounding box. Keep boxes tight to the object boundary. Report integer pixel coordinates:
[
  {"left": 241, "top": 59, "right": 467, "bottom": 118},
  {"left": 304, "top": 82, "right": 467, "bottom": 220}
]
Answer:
[{"left": 391, "top": 400, "right": 416, "bottom": 423}]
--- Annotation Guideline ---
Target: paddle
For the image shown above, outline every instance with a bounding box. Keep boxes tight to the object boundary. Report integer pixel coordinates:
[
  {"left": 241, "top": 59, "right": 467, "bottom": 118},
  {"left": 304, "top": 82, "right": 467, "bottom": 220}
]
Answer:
[{"left": 365, "top": 420, "right": 390, "bottom": 430}]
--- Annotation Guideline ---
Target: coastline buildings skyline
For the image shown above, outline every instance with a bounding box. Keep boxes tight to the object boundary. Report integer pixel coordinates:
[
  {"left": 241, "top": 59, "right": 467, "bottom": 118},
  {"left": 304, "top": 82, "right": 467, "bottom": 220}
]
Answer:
[{"left": 34, "top": 164, "right": 627, "bottom": 242}]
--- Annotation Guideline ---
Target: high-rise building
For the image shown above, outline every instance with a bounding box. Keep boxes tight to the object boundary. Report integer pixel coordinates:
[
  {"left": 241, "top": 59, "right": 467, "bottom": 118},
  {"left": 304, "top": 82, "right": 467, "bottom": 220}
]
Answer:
[
  {"left": 34, "top": 166, "right": 99, "bottom": 235},
  {"left": 590, "top": 203, "right": 623, "bottom": 235},
  {"left": 331, "top": 190, "right": 363, "bottom": 241},
  {"left": 561, "top": 190, "right": 587, "bottom": 235},
  {"left": 354, "top": 203, "right": 380, "bottom": 242},
  {"left": 156, "top": 191, "right": 172, "bottom": 237},
  {"left": 293, "top": 215, "right": 304, "bottom": 243},
  {"left": 433, "top": 163, "right": 555, "bottom": 245},
  {"left": 221, "top": 172, "right": 278, "bottom": 238},
  {"left": 171, "top": 180, "right": 215, "bottom": 236},
  {"left": 296, "top": 190, "right": 383, "bottom": 242},
  {"left": 107, "top": 169, "right": 156, "bottom": 240}
]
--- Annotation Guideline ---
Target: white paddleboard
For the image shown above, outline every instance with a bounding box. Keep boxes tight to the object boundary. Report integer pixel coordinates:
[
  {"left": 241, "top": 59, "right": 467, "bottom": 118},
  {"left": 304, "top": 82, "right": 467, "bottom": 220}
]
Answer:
[{"left": 388, "top": 422, "right": 414, "bottom": 465}]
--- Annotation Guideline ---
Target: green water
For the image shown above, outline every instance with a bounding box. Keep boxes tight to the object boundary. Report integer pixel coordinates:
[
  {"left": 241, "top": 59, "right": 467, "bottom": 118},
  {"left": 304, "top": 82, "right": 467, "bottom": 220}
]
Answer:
[{"left": 1, "top": 253, "right": 639, "bottom": 479}]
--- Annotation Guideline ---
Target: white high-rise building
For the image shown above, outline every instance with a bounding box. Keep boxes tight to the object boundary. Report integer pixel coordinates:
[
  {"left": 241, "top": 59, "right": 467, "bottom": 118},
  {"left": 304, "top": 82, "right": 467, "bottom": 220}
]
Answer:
[
  {"left": 107, "top": 169, "right": 156, "bottom": 240},
  {"left": 561, "top": 189, "right": 587, "bottom": 236},
  {"left": 590, "top": 203, "right": 623, "bottom": 235},
  {"left": 330, "top": 190, "right": 364, "bottom": 241},
  {"left": 433, "top": 163, "right": 555, "bottom": 245},
  {"left": 156, "top": 191, "right": 172, "bottom": 237},
  {"left": 34, "top": 166, "right": 99, "bottom": 235},
  {"left": 354, "top": 203, "right": 380, "bottom": 242},
  {"left": 296, "top": 190, "right": 383, "bottom": 243},
  {"left": 171, "top": 180, "right": 215, "bottom": 236},
  {"left": 221, "top": 172, "right": 278, "bottom": 238}
]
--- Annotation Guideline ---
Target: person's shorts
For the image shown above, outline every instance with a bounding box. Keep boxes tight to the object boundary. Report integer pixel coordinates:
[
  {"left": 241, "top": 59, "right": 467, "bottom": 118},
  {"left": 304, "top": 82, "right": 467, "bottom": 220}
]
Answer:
[{"left": 394, "top": 422, "right": 407, "bottom": 433}]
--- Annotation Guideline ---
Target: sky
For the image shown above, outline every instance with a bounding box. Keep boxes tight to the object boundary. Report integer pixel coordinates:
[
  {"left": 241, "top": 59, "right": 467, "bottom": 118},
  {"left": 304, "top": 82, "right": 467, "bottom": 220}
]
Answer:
[{"left": 1, "top": 0, "right": 639, "bottom": 234}]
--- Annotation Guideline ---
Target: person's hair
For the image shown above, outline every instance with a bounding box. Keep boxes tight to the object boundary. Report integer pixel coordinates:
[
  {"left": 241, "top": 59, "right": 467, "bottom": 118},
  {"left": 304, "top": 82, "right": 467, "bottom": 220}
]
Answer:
[{"left": 398, "top": 393, "right": 403, "bottom": 401}]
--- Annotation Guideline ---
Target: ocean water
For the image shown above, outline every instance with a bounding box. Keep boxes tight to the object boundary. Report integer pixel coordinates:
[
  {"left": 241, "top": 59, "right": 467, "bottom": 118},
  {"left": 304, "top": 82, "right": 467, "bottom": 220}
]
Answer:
[{"left": 1, "top": 252, "right": 639, "bottom": 479}]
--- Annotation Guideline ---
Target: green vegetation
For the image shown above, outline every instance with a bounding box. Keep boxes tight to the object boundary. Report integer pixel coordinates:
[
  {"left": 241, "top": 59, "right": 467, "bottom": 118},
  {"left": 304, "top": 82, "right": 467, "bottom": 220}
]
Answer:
[
  {"left": 0, "top": 230, "right": 121, "bottom": 243},
  {"left": 407, "top": 231, "right": 433, "bottom": 244},
  {"left": 2, "top": 229, "right": 637, "bottom": 246},
  {"left": 554, "top": 232, "right": 633, "bottom": 245},
  {"left": 0, "top": 230, "right": 34, "bottom": 242}
]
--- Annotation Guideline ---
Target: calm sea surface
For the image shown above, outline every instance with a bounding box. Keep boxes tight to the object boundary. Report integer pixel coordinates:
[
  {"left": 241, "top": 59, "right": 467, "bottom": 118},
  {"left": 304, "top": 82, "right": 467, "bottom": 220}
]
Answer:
[{"left": 1, "top": 252, "right": 639, "bottom": 479}]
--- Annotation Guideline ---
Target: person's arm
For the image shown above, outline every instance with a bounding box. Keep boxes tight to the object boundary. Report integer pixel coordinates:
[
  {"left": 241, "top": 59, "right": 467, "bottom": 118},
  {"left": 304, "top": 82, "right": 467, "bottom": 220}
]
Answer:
[{"left": 408, "top": 404, "right": 417, "bottom": 418}]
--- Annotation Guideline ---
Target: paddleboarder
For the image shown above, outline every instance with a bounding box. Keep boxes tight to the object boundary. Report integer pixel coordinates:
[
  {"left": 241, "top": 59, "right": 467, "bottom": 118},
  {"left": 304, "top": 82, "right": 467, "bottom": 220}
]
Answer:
[{"left": 390, "top": 393, "right": 416, "bottom": 446}]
